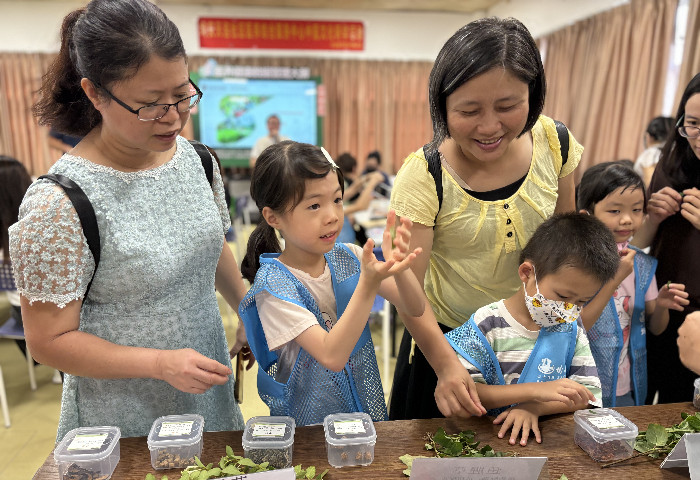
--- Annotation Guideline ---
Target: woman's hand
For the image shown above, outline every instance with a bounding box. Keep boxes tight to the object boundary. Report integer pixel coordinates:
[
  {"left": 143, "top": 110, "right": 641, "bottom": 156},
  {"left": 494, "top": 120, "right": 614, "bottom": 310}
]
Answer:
[
  {"left": 657, "top": 282, "right": 690, "bottom": 312},
  {"left": 155, "top": 348, "right": 232, "bottom": 394},
  {"left": 647, "top": 186, "right": 683, "bottom": 224},
  {"left": 681, "top": 188, "right": 700, "bottom": 230}
]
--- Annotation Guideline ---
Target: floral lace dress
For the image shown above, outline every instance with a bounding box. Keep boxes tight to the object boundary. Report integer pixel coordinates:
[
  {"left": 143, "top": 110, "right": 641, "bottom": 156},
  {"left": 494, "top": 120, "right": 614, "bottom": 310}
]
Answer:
[{"left": 9, "top": 136, "right": 244, "bottom": 440}]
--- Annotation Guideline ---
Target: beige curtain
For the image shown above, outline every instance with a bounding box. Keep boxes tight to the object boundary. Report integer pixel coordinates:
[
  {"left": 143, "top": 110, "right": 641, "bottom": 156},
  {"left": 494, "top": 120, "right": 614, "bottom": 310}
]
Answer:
[
  {"left": 675, "top": 0, "right": 700, "bottom": 107},
  {"left": 541, "top": 0, "right": 678, "bottom": 181},
  {"left": 0, "top": 53, "right": 432, "bottom": 176}
]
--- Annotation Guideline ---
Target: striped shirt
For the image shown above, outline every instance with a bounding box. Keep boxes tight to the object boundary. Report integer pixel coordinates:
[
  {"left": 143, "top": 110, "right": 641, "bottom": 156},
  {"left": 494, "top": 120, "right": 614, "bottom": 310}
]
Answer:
[{"left": 457, "top": 300, "right": 603, "bottom": 407}]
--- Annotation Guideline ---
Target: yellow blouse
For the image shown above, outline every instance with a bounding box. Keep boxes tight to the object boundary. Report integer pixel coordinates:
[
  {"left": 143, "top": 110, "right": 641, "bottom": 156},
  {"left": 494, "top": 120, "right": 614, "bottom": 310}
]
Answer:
[{"left": 390, "top": 115, "right": 583, "bottom": 328}]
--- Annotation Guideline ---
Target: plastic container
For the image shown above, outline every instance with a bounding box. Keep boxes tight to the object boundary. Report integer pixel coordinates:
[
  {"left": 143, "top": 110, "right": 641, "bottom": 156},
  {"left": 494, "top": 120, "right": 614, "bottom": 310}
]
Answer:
[
  {"left": 54, "top": 426, "right": 121, "bottom": 480},
  {"left": 694, "top": 378, "right": 700, "bottom": 409},
  {"left": 323, "top": 412, "right": 376, "bottom": 468},
  {"left": 242, "top": 416, "right": 295, "bottom": 469},
  {"left": 574, "top": 408, "right": 638, "bottom": 462},
  {"left": 147, "top": 414, "right": 204, "bottom": 470}
]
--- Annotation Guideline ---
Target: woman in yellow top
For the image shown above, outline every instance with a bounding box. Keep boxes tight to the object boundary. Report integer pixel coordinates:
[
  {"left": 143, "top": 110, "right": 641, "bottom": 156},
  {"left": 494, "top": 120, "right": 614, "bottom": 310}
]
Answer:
[{"left": 389, "top": 17, "right": 583, "bottom": 420}]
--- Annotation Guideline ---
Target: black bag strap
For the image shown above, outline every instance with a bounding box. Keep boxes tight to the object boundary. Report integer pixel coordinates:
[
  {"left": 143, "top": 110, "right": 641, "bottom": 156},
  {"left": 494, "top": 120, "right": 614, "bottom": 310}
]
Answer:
[
  {"left": 37, "top": 142, "right": 216, "bottom": 299},
  {"left": 37, "top": 173, "right": 101, "bottom": 297},
  {"left": 554, "top": 120, "right": 569, "bottom": 166},
  {"left": 425, "top": 144, "right": 443, "bottom": 227}
]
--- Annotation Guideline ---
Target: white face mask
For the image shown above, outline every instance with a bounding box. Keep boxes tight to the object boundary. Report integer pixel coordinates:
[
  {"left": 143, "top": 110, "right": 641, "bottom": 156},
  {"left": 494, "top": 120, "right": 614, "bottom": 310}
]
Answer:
[{"left": 523, "top": 273, "right": 582, "bottom": 328}]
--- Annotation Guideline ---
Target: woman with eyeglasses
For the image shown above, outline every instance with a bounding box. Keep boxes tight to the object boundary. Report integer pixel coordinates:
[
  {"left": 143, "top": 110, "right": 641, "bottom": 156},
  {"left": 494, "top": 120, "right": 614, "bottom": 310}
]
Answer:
[
  {"left": 632, "top": 72, "right": 700, "bottom": 404},
  {"left": 9, "top": 0, "right": 250, "bottom": 440}
]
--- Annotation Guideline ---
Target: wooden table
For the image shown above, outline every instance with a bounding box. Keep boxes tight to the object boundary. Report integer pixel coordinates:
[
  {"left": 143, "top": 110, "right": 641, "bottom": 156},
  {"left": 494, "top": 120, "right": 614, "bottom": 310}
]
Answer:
[{"left": 34, "top": 403, "right": 695, "bottom": 479}]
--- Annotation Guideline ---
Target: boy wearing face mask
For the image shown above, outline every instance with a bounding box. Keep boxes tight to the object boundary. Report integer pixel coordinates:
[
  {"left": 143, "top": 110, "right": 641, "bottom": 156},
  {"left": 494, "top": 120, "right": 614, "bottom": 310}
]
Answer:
[{"left": 445, "top": 213, "right": 619, "bottom": 447}]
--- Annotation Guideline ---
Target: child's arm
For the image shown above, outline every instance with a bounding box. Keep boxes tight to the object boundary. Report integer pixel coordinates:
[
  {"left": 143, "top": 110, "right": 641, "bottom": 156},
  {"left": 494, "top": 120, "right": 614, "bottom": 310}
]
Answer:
[
  {"left": 580, "top": 248, "right": 636, "bottom": 331},
  {"left": 646, "top": 282, "right": 689, "bottom": 335},
  {"left": 471, "top": 378, "right": 595, "bottom": 410},
  {"left": 294, "top": 237, "right": 420, "bottom": 372}
]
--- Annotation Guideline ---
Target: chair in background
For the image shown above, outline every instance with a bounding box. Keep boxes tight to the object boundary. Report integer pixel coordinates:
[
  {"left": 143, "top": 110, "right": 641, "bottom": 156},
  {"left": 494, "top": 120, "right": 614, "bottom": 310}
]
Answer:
[{"left": 0, "top": 260, "right": 37, "bottom": 427}]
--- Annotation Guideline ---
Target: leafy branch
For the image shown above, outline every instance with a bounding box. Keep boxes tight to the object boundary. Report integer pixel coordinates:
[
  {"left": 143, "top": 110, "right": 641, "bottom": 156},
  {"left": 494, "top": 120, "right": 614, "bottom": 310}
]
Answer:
[
  {"left": 602, "top": 412, "right": 700, "bottom": 468},
  {"left": 144, "top": 445, "right": 328, "bottom": 480}
]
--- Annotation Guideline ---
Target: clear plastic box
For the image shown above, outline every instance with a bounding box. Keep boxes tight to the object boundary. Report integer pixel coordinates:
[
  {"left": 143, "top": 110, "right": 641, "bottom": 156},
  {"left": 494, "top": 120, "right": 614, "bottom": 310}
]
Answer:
[
  {"left": 147, "top": 414, "right": 204, "bottom": 470},
  {"left": 242, "top": 416, "right": 295, "bottom": 469},
  {"left": 574, "top": 408, "right": 638, "bottom": 462},
  {"left": 694, "top": 378, "right": 700, "bottom": 409},
  {"left": 323, "top": 412, "right": 376, "bottom": 468},
  {"left": 54, "top": 426, "right": 121, "bottom": 480}
]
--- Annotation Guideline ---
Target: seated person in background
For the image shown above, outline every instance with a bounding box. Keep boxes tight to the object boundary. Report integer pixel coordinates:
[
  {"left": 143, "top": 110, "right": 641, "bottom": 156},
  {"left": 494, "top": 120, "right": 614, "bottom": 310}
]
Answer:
[
  {"left": 48, "top": 128, "right": 82, "bottom": 154},
  {"left": 363, "top": 150, "right": 391, "bottom": 197},
  {"left": 336, "top": 152, "right": 384, "bottom": 244},
  {"left": 633, "top": 116, "right": 674, "bottom": 188},
  {"left": 249, "top": 114, "right": 290, "bottom": 169},
  {"left": 445, "top": 213, "right": 619, "bottom": 446}
]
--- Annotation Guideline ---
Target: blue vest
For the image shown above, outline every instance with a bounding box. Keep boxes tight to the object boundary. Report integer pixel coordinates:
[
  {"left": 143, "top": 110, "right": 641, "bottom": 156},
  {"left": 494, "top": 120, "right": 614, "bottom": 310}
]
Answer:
[
  {"left": 587, "top": 246, "right": 656, "bottom": 408},
  {"left": 445, "top": 312, "right": 578, "bottom": 416},
  {"left": 238, "top": 243, "right": 388, "bottom": 426}
]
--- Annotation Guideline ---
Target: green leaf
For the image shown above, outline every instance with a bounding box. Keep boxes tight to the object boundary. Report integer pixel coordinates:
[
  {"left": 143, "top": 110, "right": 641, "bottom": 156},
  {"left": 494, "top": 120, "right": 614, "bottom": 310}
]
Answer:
[
  {"left": 146, "top": 475, "right": 156, "bottom": 480},
  {"left": 646, "top": 423, "right": 669, "bottom": 446},
  {"left": 305, "top": 466, "right": 316, "bottom": 479},
  {"left": 238, "top": 458, "right": 258, "bottom": 467},
  {"left": 317, "top": 469, "right": 329, "bottom": 479},
  {"left": 226, "top": 445, "right": 234, "bottom": 457},
  {"left": 208, "top": 468, "right": 221, "bottom": 477},
  {"left": 195, "top": 457, "right": 206, "bottom": 469},
  {"left": 559, "top": 476, "right": 568, "bottom": 480},
  {"left": 686, "top": 415, "right": 700, "bottom": 431},
  {"left": 222, "top": 465, "right": 241, "bottom": 475},
  {"left": 634, "top": 439, "right": 654, "bottom": 453}
]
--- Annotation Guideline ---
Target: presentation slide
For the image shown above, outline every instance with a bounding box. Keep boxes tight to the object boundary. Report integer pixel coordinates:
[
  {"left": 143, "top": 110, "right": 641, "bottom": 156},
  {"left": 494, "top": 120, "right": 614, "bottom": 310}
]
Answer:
[{"left": 197, "top": 77, "right": 318, "bottom": 150}]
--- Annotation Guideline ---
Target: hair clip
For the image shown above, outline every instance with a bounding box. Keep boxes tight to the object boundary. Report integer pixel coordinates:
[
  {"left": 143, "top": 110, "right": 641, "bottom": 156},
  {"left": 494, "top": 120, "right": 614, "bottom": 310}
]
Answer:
[{"left": 320, "top": 147, "right": 338, "bottom": 169}]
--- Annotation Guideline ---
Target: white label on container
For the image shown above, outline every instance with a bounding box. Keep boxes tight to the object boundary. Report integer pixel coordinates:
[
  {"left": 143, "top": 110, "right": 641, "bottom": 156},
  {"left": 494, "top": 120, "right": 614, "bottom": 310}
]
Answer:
[
  {"left": 67, "top": 433, "right": 108, "bottom": 451},
  {"left": 252, "top": 423, "right": 286, "bottom": 437},
  {"left": 159, "top": 421, "right": 194, "bottom": 437},
  {"left": 333, "top": 419, "right": 366, "bottom": 435},
  {"left": 588, "top": 414, "right": 625, "bottom": 429}
]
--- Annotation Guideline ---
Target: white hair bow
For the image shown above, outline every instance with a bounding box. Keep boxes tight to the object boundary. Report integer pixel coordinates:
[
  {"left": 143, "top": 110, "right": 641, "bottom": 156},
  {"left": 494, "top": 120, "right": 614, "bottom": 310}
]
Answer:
[{"left": 320, "top": 147, "right": 338, "bottom": 169}]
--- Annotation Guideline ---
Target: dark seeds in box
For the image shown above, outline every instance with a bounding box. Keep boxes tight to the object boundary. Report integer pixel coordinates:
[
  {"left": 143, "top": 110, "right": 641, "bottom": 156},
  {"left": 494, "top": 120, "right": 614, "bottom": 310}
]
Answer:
[
  {"left": 63, "top": 463, "right": 110, "bottom": 480},
  {"left": 575, "top": 432, "right": 631, "bottom": 462},
  {"left": 247, "top": 448, "right": 291, "bottom": 469}
]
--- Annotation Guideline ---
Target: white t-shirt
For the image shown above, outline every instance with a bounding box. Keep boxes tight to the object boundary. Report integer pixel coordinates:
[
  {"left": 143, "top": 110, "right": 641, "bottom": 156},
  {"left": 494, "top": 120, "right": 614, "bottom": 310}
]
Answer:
[
  {"left": 633, "top": 146, "right": 661, "bottom": 177},
  {"left": 250, "top": 134, "right": 291, "bottom": 160},
  {"left": 255, "top": 243, "right": 364, "bottom": 383}
]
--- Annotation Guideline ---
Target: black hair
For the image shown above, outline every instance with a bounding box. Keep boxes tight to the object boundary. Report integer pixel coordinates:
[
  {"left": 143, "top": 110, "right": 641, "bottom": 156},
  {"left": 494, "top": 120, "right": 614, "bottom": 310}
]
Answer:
[
  {"left": 367, "top": 150, "right": 381, "bottom": 165},
  {"left": 428, "top": 17, "right": 546, "bottom": 149},
  {"left": 241, "top": 141, "right": 345, "bottom": 283},
  {"left": 519, "top": 213, "right": 619, "bottom": 285},
  {"left": 33, "top": 0, "right": 186, "bottom": 136},
  {"left": 577, "top": 161, "right": 647, "bottom": 213},
  {"left": 646, "top": 116, "right": 674, "bottom": 143},
  {"left": 0, "top": 156, "right": 32, "bottom": 261},
  {"left": 657, "top": 72, "right": 700, "bottom": 190},
  {"left": 336, "top": 153, "right": 357, "bottom": 175}
]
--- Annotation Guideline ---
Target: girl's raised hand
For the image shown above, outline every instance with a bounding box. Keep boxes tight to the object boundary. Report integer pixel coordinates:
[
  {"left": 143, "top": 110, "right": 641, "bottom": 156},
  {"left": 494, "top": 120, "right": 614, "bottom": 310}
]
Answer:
[
  {"left": 381, "top": 209, "right": 422, "bottom": 265},
  {"left": 647, "top": 187, "right": 683, "bottom": 224}
]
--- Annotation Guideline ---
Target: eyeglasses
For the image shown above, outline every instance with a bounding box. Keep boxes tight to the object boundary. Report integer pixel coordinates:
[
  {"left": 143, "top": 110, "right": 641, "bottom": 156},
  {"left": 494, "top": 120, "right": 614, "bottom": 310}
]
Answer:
[
  {"left": 92, "top": 79, "right": 202, "bottom": 121},
  {"left": 676, "top": 115, "right": 700, "bottom": 138}
]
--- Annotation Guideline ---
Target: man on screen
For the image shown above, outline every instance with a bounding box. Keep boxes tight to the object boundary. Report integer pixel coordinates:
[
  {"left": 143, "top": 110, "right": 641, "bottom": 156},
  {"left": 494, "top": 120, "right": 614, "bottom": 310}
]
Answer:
[{"left": 249, "top": 114, "right": 290, "bottom": 168}]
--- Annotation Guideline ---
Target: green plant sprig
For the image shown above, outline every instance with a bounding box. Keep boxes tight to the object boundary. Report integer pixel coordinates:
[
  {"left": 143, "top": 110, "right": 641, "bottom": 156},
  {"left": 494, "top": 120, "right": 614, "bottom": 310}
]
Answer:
[
  {"left": 602, "top": 412, "right": 700, "bottom": 468},
  {"left": 144, "top": 445, "right": 328, "bottom": 480},
  {"left": 399, "top": 427, "right": 516, "bottom": 476}
]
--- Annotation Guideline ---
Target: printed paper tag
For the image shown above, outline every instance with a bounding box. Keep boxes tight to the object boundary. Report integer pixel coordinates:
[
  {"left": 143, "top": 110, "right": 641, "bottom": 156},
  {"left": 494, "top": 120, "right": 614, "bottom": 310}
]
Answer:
[
  {"left": 252, "top": 423, "right": 286, "bottom": 437},
  {"left": 159, "top": 421, "right": 194, "bottom": 437},
  {"left": 334, "top": 419, "right": 366, "bottom": 435},
  {"left": 411, "top": 457, "right": 547, "bottom": 480},
  {"left": 587, "top": 415, "right": 625, "bottom": 429},
  {"left": 67, "top": 433, "right": 108, "bottom": 451}
]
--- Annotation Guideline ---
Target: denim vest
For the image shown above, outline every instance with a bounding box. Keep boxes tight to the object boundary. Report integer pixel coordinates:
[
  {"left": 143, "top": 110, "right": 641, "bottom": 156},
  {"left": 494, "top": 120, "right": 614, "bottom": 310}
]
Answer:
[
  {"left": 587, "top": 246, "right": 656, "bottom": 407},
  {"left": 239, "top": 243, "right": 388, "bottom": 426},
  {"left": 446, "top": 312, "right": 578, "bottom": 415}
]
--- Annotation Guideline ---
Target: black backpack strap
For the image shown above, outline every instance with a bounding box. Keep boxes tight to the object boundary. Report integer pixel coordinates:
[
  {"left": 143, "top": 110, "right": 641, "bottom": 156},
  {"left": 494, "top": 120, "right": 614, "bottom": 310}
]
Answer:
[
  {"left": 424, "top": 144, "right": 443, "bottom": 226},
  {"left": 189, "top": 139, "right": 214, "bottom": 186},
  {"left": 554, "top": 120, "right": 569, "bottom": 166},
  {"left": 38, "top": 174, "right": 101, "bottom": 298}
]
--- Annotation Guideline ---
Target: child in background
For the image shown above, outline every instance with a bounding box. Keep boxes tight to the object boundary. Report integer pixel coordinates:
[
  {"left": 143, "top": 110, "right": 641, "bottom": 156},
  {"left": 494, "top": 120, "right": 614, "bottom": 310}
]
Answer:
[
  {"left": 577, "top": 161, "right": 689, "bottom": 407},
  {"left": 446, "top": 213, "right": 617, "bottom": 447},
  {"left": 239, "top": 141, "right": 425, "bottom": 426}
]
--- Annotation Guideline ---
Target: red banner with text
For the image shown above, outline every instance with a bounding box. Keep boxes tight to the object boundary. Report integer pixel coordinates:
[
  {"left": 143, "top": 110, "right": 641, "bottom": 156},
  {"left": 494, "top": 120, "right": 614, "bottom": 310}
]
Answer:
[{"left": 199, "top": 18, "right": 364, "bottom": 51}]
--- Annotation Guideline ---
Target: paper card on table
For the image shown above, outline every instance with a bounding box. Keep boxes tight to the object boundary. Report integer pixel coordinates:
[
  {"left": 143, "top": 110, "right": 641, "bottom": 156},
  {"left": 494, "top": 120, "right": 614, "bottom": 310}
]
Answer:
[
  {"left": 410, "top": 457, "right": 548, "bottom": 480},
  {"left": 660, "top": 432, "right": 700, "bottom": 475},
  {"left": 218, "top": 467, "right": 296, "bottom": 480}
]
